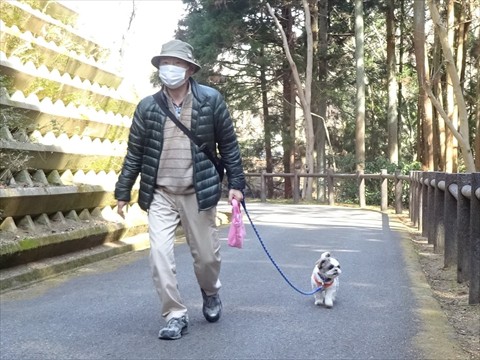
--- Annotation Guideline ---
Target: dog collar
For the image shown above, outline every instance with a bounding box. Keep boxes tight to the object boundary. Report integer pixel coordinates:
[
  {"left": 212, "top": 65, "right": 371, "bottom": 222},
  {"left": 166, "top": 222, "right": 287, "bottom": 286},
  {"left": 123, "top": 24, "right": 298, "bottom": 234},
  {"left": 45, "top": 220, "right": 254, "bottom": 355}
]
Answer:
[{"left": 313, "top": 273, "right": 334, "bottom": 289}]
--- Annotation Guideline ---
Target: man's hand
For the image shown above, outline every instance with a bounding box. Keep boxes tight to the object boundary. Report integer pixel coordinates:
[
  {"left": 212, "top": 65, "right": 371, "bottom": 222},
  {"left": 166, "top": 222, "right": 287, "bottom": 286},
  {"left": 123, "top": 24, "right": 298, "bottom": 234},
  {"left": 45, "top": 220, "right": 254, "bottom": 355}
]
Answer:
[
  {"left": 228, "top": 189, "right": 243, "bottom": 204},
  {"left": 117, "top": 200, "right": 128, "bottom": 218}
]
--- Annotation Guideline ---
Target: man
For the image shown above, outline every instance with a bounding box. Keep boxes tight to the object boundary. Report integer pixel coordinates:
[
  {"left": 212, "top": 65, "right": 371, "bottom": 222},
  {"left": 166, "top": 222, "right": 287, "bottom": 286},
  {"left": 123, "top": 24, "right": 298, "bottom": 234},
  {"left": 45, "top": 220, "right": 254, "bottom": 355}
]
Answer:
[{"left": 114, "top": 39, "right": 245, "bottom": 340}]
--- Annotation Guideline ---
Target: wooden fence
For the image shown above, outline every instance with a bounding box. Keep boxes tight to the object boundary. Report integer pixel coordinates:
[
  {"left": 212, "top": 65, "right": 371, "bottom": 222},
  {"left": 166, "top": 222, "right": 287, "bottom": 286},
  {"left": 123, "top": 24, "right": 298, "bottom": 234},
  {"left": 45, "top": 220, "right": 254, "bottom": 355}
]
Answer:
[
  {"left": 409, "top": 171, "right": 480, "bottom": 305},
  {"left": 245, "top": 169, "right": 409, "bottom": 212},
  {"left": 245, "top": 170, "right": 480, "bottom": 305}
]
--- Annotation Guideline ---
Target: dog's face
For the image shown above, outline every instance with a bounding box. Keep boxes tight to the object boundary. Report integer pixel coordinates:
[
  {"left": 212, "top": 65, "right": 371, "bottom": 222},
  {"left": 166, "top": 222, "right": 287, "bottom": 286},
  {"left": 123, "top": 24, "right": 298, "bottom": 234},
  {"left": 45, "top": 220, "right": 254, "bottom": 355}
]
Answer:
[{"left": 315, "top": 252, "right": 341, "bottom": 279}]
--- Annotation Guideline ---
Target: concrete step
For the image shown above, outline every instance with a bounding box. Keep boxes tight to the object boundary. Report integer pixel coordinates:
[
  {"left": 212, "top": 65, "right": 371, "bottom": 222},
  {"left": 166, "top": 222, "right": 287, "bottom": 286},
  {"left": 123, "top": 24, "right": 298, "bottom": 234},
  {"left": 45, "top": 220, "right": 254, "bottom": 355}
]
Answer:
[{"left": 0, "top": 203, "right": 233, "bottom": 292}]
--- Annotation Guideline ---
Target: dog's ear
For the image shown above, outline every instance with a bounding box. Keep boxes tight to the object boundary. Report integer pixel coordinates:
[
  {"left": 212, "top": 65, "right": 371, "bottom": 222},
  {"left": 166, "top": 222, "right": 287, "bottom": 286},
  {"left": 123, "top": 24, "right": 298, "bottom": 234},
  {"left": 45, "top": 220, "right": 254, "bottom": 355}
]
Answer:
[
  {"left": 319, "top": 252, "right": 331, "bottom": 260},
  {"left": 316, "top": 252, "right": 331, "bottom": 267}
]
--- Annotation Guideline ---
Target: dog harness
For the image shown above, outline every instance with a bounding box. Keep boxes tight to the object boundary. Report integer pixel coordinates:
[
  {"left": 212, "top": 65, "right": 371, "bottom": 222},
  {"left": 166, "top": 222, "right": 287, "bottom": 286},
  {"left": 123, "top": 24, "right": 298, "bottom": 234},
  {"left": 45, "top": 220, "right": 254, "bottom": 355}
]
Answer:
[{"left": 312, "top": 273, "right": 334, "bottom": 289}]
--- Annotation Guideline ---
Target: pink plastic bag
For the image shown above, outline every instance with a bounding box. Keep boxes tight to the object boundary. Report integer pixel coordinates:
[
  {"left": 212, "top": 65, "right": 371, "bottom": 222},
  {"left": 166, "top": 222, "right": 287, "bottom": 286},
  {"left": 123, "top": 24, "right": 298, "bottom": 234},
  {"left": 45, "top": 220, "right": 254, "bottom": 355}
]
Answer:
[{"left": 227, "top": 199, "right": 246, "bottom": 248}]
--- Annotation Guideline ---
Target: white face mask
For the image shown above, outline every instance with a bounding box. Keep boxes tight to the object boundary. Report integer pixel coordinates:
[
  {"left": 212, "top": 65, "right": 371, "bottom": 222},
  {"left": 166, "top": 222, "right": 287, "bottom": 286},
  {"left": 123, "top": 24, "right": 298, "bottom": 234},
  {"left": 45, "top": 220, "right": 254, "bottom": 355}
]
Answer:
[{"left": 158, "top": 64, "right": 187, "bottom": 89}]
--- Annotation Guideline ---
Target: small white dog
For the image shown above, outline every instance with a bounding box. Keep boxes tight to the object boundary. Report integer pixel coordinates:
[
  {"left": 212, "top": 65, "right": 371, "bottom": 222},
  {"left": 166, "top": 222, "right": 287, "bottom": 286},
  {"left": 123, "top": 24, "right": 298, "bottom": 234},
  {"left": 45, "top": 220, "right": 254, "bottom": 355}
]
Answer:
[{"left": 311, "top": 252, "right": 341, "bottom": 308}]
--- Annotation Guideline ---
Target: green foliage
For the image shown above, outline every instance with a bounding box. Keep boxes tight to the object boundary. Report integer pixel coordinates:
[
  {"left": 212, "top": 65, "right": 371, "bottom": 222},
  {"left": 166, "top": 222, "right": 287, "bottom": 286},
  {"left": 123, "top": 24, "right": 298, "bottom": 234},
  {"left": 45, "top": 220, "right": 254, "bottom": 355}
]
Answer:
[
  {"left": 18, "top": 78, "right": 134, "bottom": 117},
  {"left": 4, "top": 33, "right": 72, "bottom": 72},
  {"left": 238, "top": 138, "right": 264, "bottom": 171},
  {"left": 42, "top": 24, "right": 92, "bottom": 58},
  {"left": 171, "top": 0, "right": 477, "bottom": 178},
  {"left": 0, "top": 2, "right": 25, "bottom": 28},
  {"left": 150, "top": 70, "right": 161, "bottom": 89},
  {"left": 334, "top": 155, "right": 420, "bottom": 206},
  {"left": 20, "top": 0, "right": 77, "bottom": 26},
  {"left": 3, "top": 34, "right": 44, "bottom": 64},
  {"left": 1, "top": 1, "right": 101, "bottom": 62},
  {"left": 335, "top": 152, "right": 357, "bottom": 173},
  {"left": 0, "top": 74, "right": 15, "bottom": 94},
  {"left": 0, "top": 105, "right": 33, "bottom": 185},
  {"left": 21, "top": 0, "right": 44, "bottom": 11},
  {"left": 25, "top": 78, "right": 61, "bottom": 100}
]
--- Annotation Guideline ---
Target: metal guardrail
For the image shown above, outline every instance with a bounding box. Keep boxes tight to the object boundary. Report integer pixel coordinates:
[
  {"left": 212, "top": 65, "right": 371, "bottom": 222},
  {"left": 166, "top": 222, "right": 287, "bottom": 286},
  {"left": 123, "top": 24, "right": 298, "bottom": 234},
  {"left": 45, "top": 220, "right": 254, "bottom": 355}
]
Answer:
[{"left": 246, "top": 170, "right": 480, "bottom": 305}]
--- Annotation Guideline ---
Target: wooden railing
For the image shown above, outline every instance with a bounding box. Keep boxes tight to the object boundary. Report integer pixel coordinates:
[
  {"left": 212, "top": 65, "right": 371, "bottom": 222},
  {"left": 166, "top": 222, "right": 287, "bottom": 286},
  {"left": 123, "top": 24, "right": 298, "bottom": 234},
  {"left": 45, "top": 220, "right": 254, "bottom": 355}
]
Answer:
[
  {"left": 409, "top": 171, "right": 480, "bottom": 305},
  {"left": 244, "top": 170, "right": 480, "bottom": 305},
  {"left": 245, "top": 169, "right": 409, "bottom": 213}
]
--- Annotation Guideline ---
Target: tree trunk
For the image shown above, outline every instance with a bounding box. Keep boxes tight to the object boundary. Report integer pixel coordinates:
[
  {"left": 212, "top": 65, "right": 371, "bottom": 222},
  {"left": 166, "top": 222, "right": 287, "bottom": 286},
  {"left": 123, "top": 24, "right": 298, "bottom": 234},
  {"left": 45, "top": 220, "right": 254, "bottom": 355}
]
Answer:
[
  {"left": 281, "top": 68, "right": 297, "bottom": 198},
  {"left": 455, "top": 0, "right": 470, "bottom": 170},
  {"left": 310, "top": 0, "right": 327, "bottom": 202},
  {"left": 427, "top": 0, "right": 475, "bottom": 172},
  {"left": 310, "top": 0, "right": 320, "bottom": 193},
  {"left": 355, "top": 0, "right": 366, "bottom": 207},
  {"left": 476, "top": 68, "right": 480, "bottom": 170},
  {"left": 317, "top": 0, "right": 328, "bottom": 201},
  {"left": 267, "top": 1, "right": 315, "bottom": 200},
  {"left": 457, "top": 0, "right": 470, "bottom": 85},
  {"left": 303, "top": 0, "right": 315, "bottom": 200},
  {"left": 280, "top": 5, "right": 295, "bottom": 198},
  {"left": 119, "top": 0, "right": 137, "bottom": 59},
  {"left": 475, "top": 6, "right": 480, "bottom": 171},
  {"left": 386, "top": 0, "right": 398, "bottom": 164},
  {"left": 432, "top": 32, "right": 446, "bottom": 171},
  {"left": 413, "top": 0, "right": 434, "bottom": 170},
  {"left": 260, "top": 47, "right": 274, "bottom": 197},
  {"left": 397, "top": 0, "right": 404, "bottom": 161},
  {"left": 445, "top": 0, "right": 457, "bottom": 172}
]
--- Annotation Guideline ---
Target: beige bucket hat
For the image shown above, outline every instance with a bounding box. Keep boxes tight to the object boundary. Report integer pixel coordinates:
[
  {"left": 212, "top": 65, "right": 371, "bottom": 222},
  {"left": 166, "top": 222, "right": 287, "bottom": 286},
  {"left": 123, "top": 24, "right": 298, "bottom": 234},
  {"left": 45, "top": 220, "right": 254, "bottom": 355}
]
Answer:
[{"left": 151, "top": 39, "right": 201, "bottom": 73}]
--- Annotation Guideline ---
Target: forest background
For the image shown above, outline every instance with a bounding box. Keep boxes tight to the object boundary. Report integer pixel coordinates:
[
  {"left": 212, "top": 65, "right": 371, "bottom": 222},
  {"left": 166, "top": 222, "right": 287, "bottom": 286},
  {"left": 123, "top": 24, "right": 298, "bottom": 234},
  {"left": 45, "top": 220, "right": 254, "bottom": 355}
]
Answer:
[
  {"left": 0, "top": 1, "right": 478, "bottom": 356},
  {"left": 142, "top": 0, "right": 479, "bottom": 203},
  {"left": 6, "top": 0, "right": 476, "bottom": 204}
]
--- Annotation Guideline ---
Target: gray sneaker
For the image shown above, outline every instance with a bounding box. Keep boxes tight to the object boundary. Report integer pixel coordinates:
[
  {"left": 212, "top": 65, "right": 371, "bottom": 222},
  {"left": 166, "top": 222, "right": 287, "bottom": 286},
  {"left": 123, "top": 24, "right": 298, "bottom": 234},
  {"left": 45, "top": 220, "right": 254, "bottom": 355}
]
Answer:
[
  {"left": 201, "top": 289, "right": 222, "bottom": 323},
  {"left": 158, "top": 315, "right": 188, "bottom": 340}
]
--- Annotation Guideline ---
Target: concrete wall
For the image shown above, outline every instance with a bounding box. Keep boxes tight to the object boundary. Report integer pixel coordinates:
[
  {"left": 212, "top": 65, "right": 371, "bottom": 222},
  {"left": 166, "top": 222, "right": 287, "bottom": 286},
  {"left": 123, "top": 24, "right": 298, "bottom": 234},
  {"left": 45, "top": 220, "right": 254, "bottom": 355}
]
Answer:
[{"left": 0, "top": 0, "right": 147, "bottom": 269}]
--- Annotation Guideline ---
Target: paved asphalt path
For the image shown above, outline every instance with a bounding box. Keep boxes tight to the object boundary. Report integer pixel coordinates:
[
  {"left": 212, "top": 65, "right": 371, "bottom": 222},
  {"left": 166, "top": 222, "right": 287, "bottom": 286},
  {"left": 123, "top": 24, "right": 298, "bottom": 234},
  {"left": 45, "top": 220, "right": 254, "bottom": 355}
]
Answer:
[{"left": 0, "top": 203, "right": 466, "bottom": 360}]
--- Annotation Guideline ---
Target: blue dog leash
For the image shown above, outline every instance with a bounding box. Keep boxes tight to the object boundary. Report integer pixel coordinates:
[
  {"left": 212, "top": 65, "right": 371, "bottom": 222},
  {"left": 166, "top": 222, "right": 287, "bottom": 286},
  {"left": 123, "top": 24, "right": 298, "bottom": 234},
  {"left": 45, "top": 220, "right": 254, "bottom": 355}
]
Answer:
[{"left": 240, "top": 200, "right": 323, "bottom": 296}]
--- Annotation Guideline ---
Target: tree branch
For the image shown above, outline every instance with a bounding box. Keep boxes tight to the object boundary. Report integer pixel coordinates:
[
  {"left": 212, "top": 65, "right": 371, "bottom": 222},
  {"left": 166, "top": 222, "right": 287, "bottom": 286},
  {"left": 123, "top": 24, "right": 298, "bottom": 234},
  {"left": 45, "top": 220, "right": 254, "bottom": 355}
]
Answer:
[
  {"left": 427, "top": 0, "right": 475, "bottom": 172},
  {"left": 265, "top": 3, "right": 306, "bottom": 110}
]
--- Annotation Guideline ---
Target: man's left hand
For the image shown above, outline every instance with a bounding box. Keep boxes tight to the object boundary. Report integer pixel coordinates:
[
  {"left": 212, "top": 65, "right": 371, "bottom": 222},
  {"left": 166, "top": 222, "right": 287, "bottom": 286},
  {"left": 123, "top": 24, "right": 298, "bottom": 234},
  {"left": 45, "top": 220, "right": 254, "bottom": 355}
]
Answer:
[{"left": 228, "top": 189, "right": 243, "bottom": 204}]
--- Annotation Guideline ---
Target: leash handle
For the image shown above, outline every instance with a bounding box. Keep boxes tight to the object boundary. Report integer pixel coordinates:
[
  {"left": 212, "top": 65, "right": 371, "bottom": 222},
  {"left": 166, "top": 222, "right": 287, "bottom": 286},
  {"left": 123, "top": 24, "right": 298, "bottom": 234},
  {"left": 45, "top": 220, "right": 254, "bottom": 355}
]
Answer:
[{"left": 240, "top": 200, "right": 323, "bottom": 296}]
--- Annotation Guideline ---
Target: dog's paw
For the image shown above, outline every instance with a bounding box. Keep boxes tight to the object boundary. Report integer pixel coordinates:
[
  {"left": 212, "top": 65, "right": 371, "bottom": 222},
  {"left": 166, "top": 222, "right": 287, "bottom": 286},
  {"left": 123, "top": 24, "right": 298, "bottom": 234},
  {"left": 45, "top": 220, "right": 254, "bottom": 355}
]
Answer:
[
  {"left": 314, "top": 299, "right": 323, "bottom": 306},
  {"left": 324, "top": 300, "right": 333, "bottom": 308}
]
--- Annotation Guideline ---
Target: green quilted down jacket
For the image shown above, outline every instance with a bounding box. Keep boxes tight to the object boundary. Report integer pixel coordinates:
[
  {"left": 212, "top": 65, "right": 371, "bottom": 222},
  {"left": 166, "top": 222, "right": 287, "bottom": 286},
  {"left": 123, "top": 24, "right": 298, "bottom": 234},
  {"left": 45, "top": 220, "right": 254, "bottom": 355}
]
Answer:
[{"left": 114, "top": 79, "right": 245, "bottom": 211}]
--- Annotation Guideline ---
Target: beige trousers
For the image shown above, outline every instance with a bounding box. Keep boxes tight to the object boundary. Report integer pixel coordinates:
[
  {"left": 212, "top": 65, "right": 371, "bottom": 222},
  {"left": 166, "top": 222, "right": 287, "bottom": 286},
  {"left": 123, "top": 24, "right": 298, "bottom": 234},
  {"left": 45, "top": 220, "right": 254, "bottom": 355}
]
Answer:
[{"left": 148, "top": 188, "right": 221, "bottom": 321}]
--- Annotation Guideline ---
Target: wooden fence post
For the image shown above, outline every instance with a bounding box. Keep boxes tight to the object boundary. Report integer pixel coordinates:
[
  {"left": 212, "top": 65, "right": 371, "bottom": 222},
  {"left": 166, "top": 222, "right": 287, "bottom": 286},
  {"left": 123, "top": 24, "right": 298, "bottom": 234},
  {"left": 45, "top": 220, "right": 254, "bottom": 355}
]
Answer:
[
  {"left": 421, "top": 172, "right": 428, "bottom": 237},
  {"left": 413, "top": 171, "right": 421, "bottom": 227},
  {"left": 327, "top": 169, "right": 334, "bottom": 206},
  {"left": 394, "top": 169, "right": 403, "bottom": 214},
  {"left": 469, "top": 172, "right": 480, "bottom": 304},
  {"left": 357, "top": 170, "right": 366, "bottom": 208},
  {"left": 427, "top": 172, "right": 436, "bottom": 243},
  {"left": 260, "top": 170, "right": 266, "bottom": 203},
  {"left": 457, "top": 173, "right": 471, "bottom": 283},
  {"left": 293, "top": 171, "right": 299, "bottom": 204},
  {"left": 381, "top": 169, "right": 388, "bottom": 211},
  {"left": 409, "top": 171, "right": 416, "bottom": 223},
  {"left": 433, "top": 172, "right": 446, "bottom": 253},
  {"left": 444, "top": 173, "right": 457, "bottom": 267}
]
